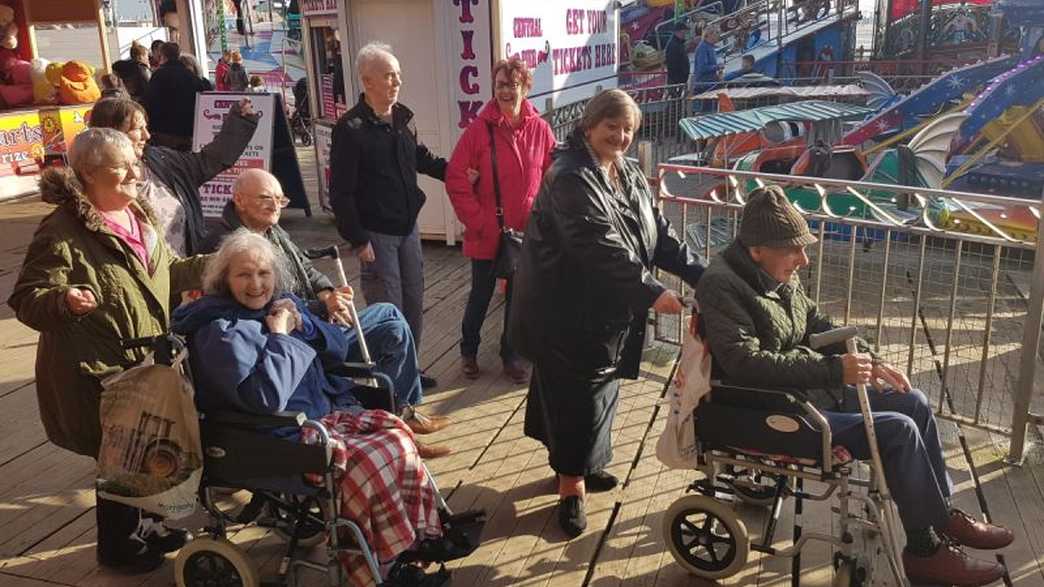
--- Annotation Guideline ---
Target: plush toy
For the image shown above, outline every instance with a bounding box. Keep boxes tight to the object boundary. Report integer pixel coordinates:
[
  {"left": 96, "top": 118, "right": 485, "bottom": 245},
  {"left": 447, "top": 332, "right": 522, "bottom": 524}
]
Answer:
[
  {"left": 0, "top": 5, "right": 33, "bottom": 109},
  {"left": 30, "top": 58, "right": 55, "bottom": 104},
  {"left": 57, "top": 61, "right": 101, "bottom": 105}
]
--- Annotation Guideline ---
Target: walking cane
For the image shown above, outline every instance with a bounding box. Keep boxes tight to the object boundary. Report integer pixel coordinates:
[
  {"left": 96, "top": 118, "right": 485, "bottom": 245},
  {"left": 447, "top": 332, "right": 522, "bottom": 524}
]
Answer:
[
  {"left": 809, "top": 326, "right": 909, "bottom": 586},
  {"left": 303, "top": 245, "right": 375, "bottom": 387}
]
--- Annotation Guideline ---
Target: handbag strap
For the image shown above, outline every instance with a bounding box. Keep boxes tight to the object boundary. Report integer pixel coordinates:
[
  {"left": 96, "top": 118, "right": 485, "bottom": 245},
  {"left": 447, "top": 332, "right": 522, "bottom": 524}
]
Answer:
[{"left": 485, "top": 121, "right": 506, "bottom": 232}]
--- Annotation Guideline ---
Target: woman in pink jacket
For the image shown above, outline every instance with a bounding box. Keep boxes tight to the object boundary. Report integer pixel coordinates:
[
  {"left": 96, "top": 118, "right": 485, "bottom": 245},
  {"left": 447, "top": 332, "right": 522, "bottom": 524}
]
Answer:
[{"left": 446, "top": 58, "right": 557, "bottom": 384}]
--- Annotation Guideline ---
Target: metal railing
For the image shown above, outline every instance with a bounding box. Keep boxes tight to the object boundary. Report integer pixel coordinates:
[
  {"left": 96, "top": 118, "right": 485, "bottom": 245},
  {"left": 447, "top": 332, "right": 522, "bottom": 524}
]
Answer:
[{"left": 645, "top": 161, "right": 1043, "bottom": 462}]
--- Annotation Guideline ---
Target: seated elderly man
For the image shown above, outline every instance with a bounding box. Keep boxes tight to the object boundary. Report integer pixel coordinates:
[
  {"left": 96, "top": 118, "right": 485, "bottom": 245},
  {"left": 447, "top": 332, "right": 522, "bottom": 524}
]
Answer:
[
  {"left": 203, "top": 169, "right": 450, "bottom": 443},
  {"left": 695, "top": 186, "right": 1012, "bottom": 587}
]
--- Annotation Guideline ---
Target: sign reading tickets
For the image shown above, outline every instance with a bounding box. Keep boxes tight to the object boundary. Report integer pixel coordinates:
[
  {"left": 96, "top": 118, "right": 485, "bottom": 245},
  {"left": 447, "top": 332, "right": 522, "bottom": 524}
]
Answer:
[
  {"left": 301, "top": 0, "right": 338, "bottom": 17},
  {"left": 450, "top": 0, "right": 492, "bottom": 132},
  {"left": 498, "top": 1, "right": 618, "bottom": 108},
  {"left": 192, "top": 93, "right": 273, "bottom": 217}
]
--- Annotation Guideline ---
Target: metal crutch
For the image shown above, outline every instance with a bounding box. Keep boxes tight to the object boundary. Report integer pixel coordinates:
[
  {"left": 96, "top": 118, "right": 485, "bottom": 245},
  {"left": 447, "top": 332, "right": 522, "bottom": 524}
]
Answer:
[{"left": 809, "top": 326, "right": 909, "bottom": 586}]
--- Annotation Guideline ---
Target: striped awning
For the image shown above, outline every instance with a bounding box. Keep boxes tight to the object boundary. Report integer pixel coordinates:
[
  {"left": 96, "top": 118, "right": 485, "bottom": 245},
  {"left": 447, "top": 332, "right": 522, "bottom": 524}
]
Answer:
[
  {"left": 679, "top": 100, "right": 876, "bottom": 141},
  {"left": 692, "top": 84, "right": 872, "bottom": 101}
]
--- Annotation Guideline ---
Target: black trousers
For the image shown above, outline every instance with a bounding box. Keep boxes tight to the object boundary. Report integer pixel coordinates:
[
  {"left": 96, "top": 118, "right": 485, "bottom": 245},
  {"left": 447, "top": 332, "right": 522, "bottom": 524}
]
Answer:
[
  {"left": 96, "top": 495, "right": 144, "bottom": 562},
  {"left": 460, "top": 260, "right": 515, "bottom": 361},
  {"left": 232, "top": 0, "right": 245, "bottom": 35}
]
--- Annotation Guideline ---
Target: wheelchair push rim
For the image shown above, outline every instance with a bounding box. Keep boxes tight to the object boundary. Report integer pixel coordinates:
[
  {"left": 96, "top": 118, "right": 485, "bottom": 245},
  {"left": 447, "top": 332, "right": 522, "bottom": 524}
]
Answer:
[
  {"left": 663, "top": 494, "right": 750, "bottom": 579},
  {"left": 175, "top": 537, "right": 259, "bottom": 587}
]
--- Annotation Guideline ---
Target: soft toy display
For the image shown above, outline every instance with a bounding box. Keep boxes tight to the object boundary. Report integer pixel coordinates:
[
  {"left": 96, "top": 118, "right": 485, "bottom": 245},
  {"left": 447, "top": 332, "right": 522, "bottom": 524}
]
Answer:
[
  {"left": 0, "top": 4, "right": 33, "bottom": 109},
  {"left": 57, "top": 60, "right": 101, "bottom": 105},
  {"left": 30, "top": 58, "right": 55, "bottom": 104}
]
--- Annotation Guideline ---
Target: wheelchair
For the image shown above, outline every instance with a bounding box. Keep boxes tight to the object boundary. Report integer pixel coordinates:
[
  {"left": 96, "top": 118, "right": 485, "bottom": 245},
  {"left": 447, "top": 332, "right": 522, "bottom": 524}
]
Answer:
[
  {"left": 128, "top": 332, "right": 485, "bottom": 587},
  {"left": 662, "top": 326, "right": 909, "bottom": 586}
]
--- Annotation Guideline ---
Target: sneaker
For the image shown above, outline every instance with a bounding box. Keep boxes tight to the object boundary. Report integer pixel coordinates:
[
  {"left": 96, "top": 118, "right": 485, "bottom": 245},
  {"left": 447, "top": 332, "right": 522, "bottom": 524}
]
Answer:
[
  {"left": 558, "top": 495, "right": 587, "bottom": 538},
  {"left": 420, "top": 372, "right": 438, "bottom": 389},
  {"left": 942, "top": 508, "right": 1015, "bottom": 550},
  {"left": 461, "top": 356, "right": 481, "bottom": 379},
  {"left": 902, "top": 541, "right": 1005, "bottom": 586},
  {"left": 584, "top": 470, "right": 619, "bottom": 493},
  {"left": 503, "top": 359, "right": 529, "bottom": 385}
]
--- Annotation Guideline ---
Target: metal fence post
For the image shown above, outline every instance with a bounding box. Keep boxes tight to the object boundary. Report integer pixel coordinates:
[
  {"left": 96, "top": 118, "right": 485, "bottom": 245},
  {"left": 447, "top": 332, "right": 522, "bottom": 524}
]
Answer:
[{"left": 1008, "top": 190, "right": 1044, "bottom": 464}]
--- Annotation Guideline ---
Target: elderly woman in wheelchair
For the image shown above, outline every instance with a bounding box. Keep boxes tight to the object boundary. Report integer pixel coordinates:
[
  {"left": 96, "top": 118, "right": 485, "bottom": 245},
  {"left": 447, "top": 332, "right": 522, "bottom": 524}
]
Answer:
[
  {"left": 170, "top": 229, "right": 482, "bottom": 587},
  {"left": 662, "top": 186, "right": 1012, "bottom": 587}
]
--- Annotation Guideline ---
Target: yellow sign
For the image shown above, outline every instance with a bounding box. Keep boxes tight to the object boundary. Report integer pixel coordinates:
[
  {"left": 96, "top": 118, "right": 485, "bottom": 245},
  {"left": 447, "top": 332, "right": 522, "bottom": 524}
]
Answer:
[
  {"left": 0, "top": 109, "right": 44, "bottom": 177},
  {"left": 40, "top": 104, "right": 93, "bottom": 156}
]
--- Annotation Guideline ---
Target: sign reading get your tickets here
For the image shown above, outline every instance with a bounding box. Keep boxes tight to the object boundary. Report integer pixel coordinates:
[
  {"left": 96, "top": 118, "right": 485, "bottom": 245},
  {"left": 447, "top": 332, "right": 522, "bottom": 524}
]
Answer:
[{"left": 192, "top": 93, "right": 275, "bottom": 217}]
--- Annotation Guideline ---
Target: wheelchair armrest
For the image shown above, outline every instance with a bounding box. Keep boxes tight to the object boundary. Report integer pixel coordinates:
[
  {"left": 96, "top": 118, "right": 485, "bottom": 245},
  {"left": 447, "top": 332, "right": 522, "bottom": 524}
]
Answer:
[
  {"left": 205, "top": 409, "right": 307, "bottom": 428},
  {"left": 326, "top": 361, "right": 378, "bottom": 379}
]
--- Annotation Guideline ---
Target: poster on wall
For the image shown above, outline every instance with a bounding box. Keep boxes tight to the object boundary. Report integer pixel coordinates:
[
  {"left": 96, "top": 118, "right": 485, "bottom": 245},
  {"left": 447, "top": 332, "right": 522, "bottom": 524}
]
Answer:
[
  {"left": 192, "top": 93, "right": 273, "bottom": 217},
  {"left": 313, "top": 120, "right": 334, "bottom": 211},
  {"left": 40, "top": 105, "right": 93, "bottom": 158},
  {"left": 497, "top": 1, "right": 618, "bottom": 111},
  {"left": 301, "top": 0, "right": 338, "bottom": 17}
]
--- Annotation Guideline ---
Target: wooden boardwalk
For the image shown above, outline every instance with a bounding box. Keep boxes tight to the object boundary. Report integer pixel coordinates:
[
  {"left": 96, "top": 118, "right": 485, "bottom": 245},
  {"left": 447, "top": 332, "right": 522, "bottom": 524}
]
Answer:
[{"left": 1, "top": 151, "right": 1043, "bottom": 586}]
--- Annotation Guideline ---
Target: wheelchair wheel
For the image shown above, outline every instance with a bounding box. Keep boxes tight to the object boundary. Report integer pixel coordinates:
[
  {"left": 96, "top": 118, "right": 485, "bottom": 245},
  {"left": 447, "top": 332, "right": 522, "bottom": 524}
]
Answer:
[
  {"left": 175, "top": 537, "right": 259, "bottom": 587},
  {"left": 663, "top": 495, "right": 749, "bottom": 579},
  {"left": 270, "top": 495, "right": 330, "bottom": 548}
]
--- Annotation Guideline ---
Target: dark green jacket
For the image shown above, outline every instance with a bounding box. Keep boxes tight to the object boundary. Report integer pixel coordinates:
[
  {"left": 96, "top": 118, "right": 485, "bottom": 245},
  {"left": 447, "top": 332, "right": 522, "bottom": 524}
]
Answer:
[
  {"left": 695, "top": 241, "right": 874, "bottom": 410},
  {"left": 8, "top": 168, "right": 207, "bottom": 457}
]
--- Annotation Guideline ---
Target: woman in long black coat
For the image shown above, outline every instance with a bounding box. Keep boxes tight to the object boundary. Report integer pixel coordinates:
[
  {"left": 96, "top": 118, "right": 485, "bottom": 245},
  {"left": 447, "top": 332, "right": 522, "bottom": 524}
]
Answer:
[{"left": 509, "top": 89, "right": 704, "bottom": 537}]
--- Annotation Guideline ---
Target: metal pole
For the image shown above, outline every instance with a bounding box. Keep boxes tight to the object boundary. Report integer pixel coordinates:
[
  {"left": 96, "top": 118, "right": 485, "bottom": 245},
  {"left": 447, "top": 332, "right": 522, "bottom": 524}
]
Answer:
[{"left": 1007, "top": 192, "right": 1044, "bottom": 464}]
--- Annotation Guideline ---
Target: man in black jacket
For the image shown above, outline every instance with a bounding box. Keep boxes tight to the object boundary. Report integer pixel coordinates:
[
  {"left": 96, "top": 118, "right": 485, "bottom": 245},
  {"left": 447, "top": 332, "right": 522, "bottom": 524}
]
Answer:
[
  {"left": 329, "top": 42, "right": 447, "bottom": 389},
  {"left": 145, "top": 42, "right": 208, "bottom": 150},
  {"left": 665, "top": 21, "right": 691, "bottom": 86}
]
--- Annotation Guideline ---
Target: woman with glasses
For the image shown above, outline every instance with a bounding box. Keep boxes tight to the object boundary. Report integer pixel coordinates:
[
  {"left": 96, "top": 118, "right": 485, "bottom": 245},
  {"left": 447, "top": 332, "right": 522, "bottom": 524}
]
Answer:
[
  {"left": 445, "top": 57, "right": 557, "bottom": 384},
  {"left": 9, "top": 128, "right": 208, "bottom": 573},
  {"left": 88, "top": 96, "right": 259, "bottom": 256}
]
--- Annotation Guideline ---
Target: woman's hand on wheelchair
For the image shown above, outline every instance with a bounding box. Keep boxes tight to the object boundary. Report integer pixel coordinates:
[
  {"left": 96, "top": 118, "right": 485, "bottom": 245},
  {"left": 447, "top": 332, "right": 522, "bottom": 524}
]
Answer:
[{"left": 870, "top": 361, "right": 911, "bottom": 393}]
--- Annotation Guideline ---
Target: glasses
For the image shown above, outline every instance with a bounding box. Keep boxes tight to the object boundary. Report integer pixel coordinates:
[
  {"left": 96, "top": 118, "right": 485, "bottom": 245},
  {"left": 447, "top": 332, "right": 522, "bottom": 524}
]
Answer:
[
  {"left": 495, "top": 81, "right": 522, "bottom": 91},
  {"left": 256, "top": 194, "right": 290, "bottom": 208},
  {"left": 104, "top": 161, "right": 144, "bottom": 177}
]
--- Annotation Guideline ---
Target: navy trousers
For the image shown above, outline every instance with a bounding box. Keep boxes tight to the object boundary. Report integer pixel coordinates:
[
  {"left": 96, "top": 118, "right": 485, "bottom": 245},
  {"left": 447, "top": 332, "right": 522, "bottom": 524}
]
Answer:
[
  {"left": 343, "top": 302, "right": 423, "bottom": 409},
  {"left": 824, "top": 388, "right": 952, "bottom": 532}
]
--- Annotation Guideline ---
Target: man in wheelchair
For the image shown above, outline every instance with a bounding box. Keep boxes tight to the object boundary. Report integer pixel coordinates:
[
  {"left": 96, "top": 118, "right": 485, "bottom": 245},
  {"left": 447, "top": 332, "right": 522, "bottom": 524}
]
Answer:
[
  {"left": 172, "top": 230, "right": 466, "bottom": 586},
  {"left": 202, "top": 169, "right": 450, "bottom": 448},
  {"left": 694, "top": 186, "right": 1012, "bottom": 586}
]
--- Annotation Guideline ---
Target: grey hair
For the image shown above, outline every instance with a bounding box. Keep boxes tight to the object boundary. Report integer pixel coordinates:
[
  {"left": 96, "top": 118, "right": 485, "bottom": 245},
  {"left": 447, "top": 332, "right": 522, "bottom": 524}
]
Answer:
[
  {"left": 356, "top": 41, "right": 394, "bottom": 78},
  {"left": 202, "top": 229, "right": 293, "bottom": 298},
  {"left": 67, "top": 127, "right": 134, "bottom": 174},
  {"left": 179, "top": 53, "right": 204, "bottom": 77}
]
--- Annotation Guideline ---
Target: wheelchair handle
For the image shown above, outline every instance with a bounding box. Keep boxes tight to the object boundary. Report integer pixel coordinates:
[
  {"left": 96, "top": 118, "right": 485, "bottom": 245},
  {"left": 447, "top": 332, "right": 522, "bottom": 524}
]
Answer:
[
  {"left": 808, "top": 326, "right": 858, "bottom": 350},
  {"left": 302, "top": 246, "right": 340, "bottom": 261}
]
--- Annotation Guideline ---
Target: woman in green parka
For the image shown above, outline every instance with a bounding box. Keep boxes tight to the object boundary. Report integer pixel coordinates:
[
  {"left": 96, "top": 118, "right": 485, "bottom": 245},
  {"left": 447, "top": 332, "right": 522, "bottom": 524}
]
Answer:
[{"left": 8, "top": 128, "right": 206, "bottom": 574}]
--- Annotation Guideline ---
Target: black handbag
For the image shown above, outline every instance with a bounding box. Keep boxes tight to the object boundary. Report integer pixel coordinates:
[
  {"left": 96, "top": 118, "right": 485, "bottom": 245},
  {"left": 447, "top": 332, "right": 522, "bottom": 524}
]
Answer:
[{"left": 487, "top": 122, "right": 523, "bottom": 278}]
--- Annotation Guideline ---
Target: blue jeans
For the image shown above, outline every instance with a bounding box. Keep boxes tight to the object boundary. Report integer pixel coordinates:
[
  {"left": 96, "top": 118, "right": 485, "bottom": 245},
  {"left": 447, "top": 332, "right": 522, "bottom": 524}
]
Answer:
[
  {"left": 360, "top": 225, "right": 425, "bottom": 349},
  {"left": 824, "top": 388, "right": 952, "bottom": 532},
  {"left": 460, "top": 260, "right": 515, "bottom": 360},
  {"left": 343, "top": 303, "right": 423, "bottom": 409}
]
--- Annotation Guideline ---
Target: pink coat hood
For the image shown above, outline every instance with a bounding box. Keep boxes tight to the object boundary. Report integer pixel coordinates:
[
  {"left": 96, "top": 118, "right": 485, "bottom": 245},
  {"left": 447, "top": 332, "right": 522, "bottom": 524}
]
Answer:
[{"left": 446, "top": 98, "right": 557, "bottom": 260}]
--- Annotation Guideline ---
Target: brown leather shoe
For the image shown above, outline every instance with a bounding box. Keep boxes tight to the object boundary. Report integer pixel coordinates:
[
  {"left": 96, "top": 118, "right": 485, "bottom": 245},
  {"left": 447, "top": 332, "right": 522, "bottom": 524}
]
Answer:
[
  {"left": 462, "top": 356, "right": 480, "bottom": 379},
  {"left": 403, "top": 408, "right": 451, "bottom": 435},
  {"left": 503, "top": 359, "right": 528, "bottom": 385},
  {"left": 903, "top": 542, "right": 1005, "bottom": 586},
  {"left": 415, "top": 441, "right": 452, "bottom": 460},
  {"left": 943, "top": 508, "right": 1015, "bottom": 550}
]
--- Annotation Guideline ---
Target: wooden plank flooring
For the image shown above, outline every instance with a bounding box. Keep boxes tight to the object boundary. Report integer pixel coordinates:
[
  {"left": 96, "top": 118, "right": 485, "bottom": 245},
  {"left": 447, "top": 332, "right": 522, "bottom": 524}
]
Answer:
[{"left": 0, "top": 148, "right": 1043, "bottom": 586}]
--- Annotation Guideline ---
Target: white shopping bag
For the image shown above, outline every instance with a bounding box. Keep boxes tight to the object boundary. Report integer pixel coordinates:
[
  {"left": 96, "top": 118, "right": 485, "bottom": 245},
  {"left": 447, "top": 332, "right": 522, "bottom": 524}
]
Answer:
[
  {"left": 656, "top": 312, "right": 712, "bottom": 469},
  {"left": 96, "top": 357, "right": 202, "bottom": 520}
]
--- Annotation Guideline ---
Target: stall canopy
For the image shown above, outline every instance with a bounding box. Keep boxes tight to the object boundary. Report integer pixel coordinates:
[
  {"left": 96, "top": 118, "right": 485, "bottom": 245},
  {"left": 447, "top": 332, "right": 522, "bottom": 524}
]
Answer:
[
  {"left": 888, "top": 0, "right": 991, "bottom": 22},
  {"left": 693, "top": 85, "right": 872, "bottom": 101},
  {"left": 679, "top": 100, "right": 875, "bottom": 140}
]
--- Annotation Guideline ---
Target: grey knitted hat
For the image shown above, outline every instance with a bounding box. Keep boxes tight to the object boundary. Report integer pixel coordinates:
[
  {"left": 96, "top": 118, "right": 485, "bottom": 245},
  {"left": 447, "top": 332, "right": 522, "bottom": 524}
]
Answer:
[{"left": 739, "top": 185, "right": 818, "bottom": 248}]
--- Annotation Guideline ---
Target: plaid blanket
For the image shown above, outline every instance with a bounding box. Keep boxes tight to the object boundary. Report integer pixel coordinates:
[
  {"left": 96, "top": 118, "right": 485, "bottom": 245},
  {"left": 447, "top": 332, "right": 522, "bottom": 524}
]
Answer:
[{"left": 302, "top": 410, "right": 442, "bottom": 587}]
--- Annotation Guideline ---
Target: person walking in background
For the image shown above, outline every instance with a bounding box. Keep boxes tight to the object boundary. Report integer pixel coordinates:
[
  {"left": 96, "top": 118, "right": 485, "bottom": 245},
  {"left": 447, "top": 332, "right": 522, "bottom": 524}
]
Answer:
[
  {"left": 509, "top": 89, "right": 704, "bottom": 538},
  {"left": 224, "top": 50, "right": 249, "bottom": 92},
  {"left": 179, "top": 53, "right": 214, "bottom": 91},
  {"left": 99, "top": 74, "right": 129, "bottom": 100},
  {"left": 214, "top": 51, "right": 231, "bottom": 91},
  {"left": 445, "top": 57, "right": 556, "bottom": 384},
  {"left": 329, "top": 42, "right": 446, "bottom": 390},
  {"left": 148, "top": 39, "right": 164, "bottom": 71},
  {"left": 664, "top": 21, "right": 691, "bottom": 86},
  {"left": 693, "top": 26, "right": 723, "bottom": 100},
  {"left": 145, "top": 42, "right": 210, "bottom": 151},
  {"left": 111, "top": 41, "right": 151, "bottom": 103}
]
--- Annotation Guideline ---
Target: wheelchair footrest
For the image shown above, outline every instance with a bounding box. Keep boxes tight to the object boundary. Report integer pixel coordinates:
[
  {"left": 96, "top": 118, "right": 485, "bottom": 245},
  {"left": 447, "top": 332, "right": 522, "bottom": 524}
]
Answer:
[{"left": 400, "top": 509, "right": 486, "bottom": 564}]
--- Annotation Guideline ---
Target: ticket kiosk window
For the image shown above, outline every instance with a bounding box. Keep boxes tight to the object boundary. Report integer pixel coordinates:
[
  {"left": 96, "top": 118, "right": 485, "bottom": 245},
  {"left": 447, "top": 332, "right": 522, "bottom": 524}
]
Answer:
[{"left": 311, "top": 26, "right": 345, "bottom": 120}]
